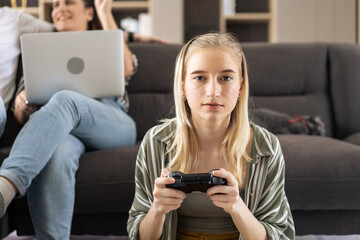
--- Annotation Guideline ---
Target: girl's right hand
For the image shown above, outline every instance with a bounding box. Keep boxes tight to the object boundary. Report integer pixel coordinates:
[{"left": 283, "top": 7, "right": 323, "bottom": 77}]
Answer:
[{"left": 152, "top": 168, "right": 186, "bottom": 215}]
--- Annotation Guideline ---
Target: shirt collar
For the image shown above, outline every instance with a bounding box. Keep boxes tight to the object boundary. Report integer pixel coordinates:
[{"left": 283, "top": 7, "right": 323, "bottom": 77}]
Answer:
[
  {"left": 153, "top": 119, "right": 177, "bottom": 146},
  {"left": 249, "top": 122, "right": 275, "bottom": 164}
]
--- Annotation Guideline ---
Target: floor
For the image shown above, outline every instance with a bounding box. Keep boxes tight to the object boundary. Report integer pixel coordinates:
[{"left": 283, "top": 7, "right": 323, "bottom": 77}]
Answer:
[
  {"left": 2, "top": 232, "right": 129, "bottom": 240},
  {"left": 296, "top": 237, "right": 360, "bottom": 240},
  {"left": 2, "top": 231, "right": 360, "bottom": 240}
]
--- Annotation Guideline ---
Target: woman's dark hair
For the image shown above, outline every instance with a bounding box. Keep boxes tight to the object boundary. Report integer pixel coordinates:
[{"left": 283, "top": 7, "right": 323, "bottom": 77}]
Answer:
[{"left": 83, "top": 0, "right": 103, "bottom": 30}]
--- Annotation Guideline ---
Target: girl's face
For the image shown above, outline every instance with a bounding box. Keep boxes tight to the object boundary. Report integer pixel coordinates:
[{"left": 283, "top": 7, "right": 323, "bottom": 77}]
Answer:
[
  {"left": 183, "top": 48, "right": 242, "bottom": 125},
  {"left": 52, "top": 0, "right": 93, "bottom": 32}
]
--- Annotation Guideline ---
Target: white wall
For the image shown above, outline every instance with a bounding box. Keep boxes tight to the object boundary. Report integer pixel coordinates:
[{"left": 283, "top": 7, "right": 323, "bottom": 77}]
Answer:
[
  {"left": 277, "top": 0, "right": 356, "bottom": 43},
  {"left": 151, "top": 0, "right": 357, "bottom": 44},
  {"left": 151, "top": 0, "right": 183, "bottom": 44}
]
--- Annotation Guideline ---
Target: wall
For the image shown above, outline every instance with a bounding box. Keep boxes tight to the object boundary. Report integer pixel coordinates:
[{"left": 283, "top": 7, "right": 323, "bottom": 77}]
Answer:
[
  {"left": 151, "top": 0, "right": 183, "bottom": 44},
  {"left": 151, "top": 0, "right": 357, "bottom": 44},
  {"left": 277, "top": 0, "right": 356, "bottom": 43}
]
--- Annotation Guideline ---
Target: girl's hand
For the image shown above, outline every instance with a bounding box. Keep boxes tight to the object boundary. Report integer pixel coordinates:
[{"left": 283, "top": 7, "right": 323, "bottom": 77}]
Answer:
[
  {"left": 207, "top": 168, "right": 243, "bottom": 215},
  {"left": 152, "top": 168, "right": 187, "bottom": 215}
]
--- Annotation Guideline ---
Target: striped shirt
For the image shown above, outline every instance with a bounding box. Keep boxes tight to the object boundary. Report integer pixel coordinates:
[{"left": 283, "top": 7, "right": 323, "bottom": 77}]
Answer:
[{"left": 127, "top": 120, "right": 295, "bottom": 240}]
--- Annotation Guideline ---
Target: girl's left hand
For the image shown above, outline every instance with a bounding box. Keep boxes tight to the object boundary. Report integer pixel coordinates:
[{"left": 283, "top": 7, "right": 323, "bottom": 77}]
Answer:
[{"left": 206, "top": 168, "right": 243, "bottom": 215}]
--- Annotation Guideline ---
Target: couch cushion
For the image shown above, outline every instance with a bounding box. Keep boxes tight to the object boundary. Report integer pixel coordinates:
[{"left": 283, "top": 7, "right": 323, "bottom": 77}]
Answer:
[
  {"left": 279, "top": 135, "right": 360, "bottom": 210},
  {"left": 74, "top": 144, "right": 140, "bottom": 213}
]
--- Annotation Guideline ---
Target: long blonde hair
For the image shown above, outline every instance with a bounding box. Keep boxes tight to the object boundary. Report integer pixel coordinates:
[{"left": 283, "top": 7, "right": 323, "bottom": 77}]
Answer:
[{"left": 167, "top": 33, "right": 251, "bottom": 186}]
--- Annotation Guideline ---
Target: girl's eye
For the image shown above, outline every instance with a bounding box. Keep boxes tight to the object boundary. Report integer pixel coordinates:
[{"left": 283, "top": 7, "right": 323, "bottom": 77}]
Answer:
[
  {"left": 53, "top": 2, "right": 59, "bottom": 7},
  {"left": 194, "top": 76, "right": 205, "bottom": 81},
  {"left": 222, "top": 76, "right": 233, "bottom": 81}
]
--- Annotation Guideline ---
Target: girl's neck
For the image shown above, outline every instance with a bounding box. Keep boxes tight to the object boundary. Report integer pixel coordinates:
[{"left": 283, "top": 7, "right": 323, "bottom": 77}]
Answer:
[
  {"left": 189, "top": 117, "right": 232, "bottom": 172},
  {"left": 193, "top": 118, "right": 229, "bottom": 151}
]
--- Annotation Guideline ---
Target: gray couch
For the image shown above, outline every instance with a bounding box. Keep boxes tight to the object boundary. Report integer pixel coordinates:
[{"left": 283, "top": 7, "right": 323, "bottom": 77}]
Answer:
[{"left": 1, "top": 42, "right": 360, "bottom": 237}]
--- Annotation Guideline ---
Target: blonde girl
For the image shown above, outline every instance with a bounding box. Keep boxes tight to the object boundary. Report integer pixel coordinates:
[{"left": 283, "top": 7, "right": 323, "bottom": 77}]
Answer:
[{"left": 128, "top": 33, "right": 295, "bottom": 240}]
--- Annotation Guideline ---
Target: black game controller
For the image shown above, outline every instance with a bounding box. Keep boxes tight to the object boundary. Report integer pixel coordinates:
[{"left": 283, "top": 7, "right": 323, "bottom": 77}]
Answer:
[{"left": 166, "top": 169, "right": 227, "bottom": 193}]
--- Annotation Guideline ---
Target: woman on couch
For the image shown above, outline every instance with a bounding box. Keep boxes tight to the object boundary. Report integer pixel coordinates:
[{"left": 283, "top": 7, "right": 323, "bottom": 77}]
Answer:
[
  {"left": 127, "top": 33, "right": 295, "bottom": 239},
  {"left": 0, "top": 0, "right": 163, "bottom": 238}
]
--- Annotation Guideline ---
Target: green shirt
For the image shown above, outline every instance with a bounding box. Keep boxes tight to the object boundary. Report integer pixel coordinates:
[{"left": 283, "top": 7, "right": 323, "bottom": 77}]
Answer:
[{"left": 127, "top": 120, "right": 295, "bottom": 240}]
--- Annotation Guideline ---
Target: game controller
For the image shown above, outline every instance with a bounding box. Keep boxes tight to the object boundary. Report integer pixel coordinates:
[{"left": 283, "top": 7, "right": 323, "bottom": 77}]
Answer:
[{"left": 166, "top": 169, "right": 227, "bottom": 193}]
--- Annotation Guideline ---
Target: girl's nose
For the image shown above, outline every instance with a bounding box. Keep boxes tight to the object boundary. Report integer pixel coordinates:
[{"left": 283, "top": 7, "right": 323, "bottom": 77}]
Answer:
[{"left": 206, "top": 78, "right": 220, "bottom": 98}]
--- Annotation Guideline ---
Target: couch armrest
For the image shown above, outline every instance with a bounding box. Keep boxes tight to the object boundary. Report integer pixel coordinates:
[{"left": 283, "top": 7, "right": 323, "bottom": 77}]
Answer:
[{"left": 329, "top": 44, "right": 360, "bottom": 139}]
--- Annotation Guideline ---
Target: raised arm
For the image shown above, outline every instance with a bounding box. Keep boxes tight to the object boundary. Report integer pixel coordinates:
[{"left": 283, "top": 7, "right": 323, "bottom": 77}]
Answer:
[{"left": 94, "top": 0, "right": 134, "bottom": 78}]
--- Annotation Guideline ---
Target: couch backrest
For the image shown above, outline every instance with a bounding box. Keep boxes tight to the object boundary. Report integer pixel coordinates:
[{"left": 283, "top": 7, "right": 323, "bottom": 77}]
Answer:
[
  {"left": 243, "top": 43, "right": 333, "bottom": 137},
  {"left": 128, "top": 42, "right": 360, "bottom": 141},
  {"left": 128, "top": 43, "right": 181, "bottom": 140}
]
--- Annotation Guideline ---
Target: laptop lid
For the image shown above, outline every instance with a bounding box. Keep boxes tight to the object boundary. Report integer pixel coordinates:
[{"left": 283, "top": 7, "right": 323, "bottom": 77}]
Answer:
[{"left": 20, "top": 30, "right": 125, "bottom": 105}]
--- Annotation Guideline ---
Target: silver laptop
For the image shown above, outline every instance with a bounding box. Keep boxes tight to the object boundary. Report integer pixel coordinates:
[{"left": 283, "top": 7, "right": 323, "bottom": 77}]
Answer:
[{"left": 20, "top": 30, "right": 125, "bottom": 105}]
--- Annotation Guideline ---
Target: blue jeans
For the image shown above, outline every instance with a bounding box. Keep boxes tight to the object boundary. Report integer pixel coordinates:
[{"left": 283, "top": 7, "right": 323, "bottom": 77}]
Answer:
[
  {"left": 0, "top": 90, "right": 136, "bottom": 239},
  {"left": 0, "top": 96, "right": 6, "bottom": 137}
]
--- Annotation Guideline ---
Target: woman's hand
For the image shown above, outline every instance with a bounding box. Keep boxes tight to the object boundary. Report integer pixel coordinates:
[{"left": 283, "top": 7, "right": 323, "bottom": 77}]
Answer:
[
  {"left": 94, "top": 0, "right": 112, "bottom": 17},
  {"left": 152, "top": 168, "right": 187, "bottom": 215},
  {"left": 207, "top": 168, "right": 243, "bottom": 215},
  {"left": 131, "top": 33, "right": 168, "bottom": 44},
  {"left": 94, "top": 0, "right": 118, "bottom": 30},
  {"left": 13, "top": 90, "right": 39, "bottom": 125}
]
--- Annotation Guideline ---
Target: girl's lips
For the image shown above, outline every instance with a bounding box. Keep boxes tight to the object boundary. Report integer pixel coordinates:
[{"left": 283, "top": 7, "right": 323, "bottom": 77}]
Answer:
[
  {"left": 203, "top": 102, "right": 223, "bottom": 109},
  {"left": 204, "top": 102, "right": 221, "bottom": 106}
]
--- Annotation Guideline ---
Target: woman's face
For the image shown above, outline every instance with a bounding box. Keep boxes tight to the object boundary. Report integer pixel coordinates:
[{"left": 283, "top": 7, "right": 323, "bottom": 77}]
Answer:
[
  {"left": 52, "top": 0, "right": 94, "bottom": 32},
  {"left": 183, "top": 48, "right": 242, "bottom": 125}
]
